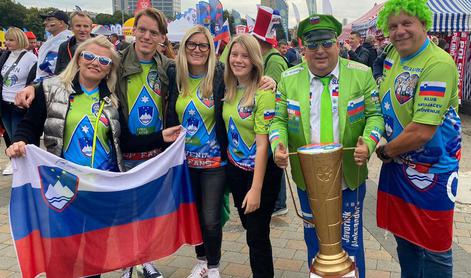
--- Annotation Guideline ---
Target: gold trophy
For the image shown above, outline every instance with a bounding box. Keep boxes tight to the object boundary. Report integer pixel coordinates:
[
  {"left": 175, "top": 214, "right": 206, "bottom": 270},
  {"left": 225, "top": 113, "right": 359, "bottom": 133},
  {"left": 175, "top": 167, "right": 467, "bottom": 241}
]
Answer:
[{"left": 292, "top": 143, "right": 356, "bottom": 277}]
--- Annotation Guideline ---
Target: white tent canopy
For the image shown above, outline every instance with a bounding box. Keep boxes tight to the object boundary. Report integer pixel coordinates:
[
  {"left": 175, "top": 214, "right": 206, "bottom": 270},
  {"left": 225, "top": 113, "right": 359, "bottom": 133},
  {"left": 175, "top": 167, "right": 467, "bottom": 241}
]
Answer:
[
  {"left": 91, "top": 25, "right": 112, "bottom": 36},
  {"left": 167, "top": 17, "right": 195, "bottom": 42},
  {"left": 427, "top": 0, "right": 471, "bottom": 32}
]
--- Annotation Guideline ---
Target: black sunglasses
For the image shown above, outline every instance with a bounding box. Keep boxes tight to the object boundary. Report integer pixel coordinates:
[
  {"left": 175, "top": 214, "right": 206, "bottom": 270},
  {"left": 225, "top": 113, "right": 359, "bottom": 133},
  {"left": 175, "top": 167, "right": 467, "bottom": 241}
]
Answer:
[{"left": 186, "top": 41, "right": 210, "bottom": 52}]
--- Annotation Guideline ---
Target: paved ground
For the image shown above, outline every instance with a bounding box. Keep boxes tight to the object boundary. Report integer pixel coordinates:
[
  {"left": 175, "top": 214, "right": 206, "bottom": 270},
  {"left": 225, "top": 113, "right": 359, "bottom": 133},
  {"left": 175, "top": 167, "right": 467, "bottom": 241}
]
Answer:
[{"left": 1, "top": 114, "right": 471, "bottom": 278}]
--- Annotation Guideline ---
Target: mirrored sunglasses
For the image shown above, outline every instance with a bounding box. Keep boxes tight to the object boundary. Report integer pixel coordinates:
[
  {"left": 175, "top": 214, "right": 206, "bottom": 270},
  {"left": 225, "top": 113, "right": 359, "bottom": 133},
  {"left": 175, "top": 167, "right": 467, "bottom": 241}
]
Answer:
[
  {"left": 80, "top": 51, "right": 112, "bottom": 66},
  {"left": 305, "top": 39, "right": 337, "bottom": 50}
]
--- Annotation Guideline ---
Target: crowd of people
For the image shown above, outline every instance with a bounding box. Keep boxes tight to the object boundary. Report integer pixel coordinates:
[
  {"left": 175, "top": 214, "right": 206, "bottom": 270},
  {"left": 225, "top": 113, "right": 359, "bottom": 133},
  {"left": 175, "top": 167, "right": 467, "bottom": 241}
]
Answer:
[{"left": 0, "top": 0, "right": 462, "bottom": 277}]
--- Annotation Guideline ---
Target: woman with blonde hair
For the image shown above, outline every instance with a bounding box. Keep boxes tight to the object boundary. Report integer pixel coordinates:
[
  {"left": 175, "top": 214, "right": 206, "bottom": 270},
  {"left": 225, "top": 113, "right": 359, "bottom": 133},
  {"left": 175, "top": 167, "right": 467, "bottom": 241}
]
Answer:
[
  {"left": 7, "top": 35, "right": 124, "bottom": 176},
  {"left": 167, "top": 26, "right": 276, "bottom": 278},
  {"left": 0, "top": 27, "right": 37, "bottom": 174},
  {"left": 223, "top": 34, "right": 281, "bottom": 278}
]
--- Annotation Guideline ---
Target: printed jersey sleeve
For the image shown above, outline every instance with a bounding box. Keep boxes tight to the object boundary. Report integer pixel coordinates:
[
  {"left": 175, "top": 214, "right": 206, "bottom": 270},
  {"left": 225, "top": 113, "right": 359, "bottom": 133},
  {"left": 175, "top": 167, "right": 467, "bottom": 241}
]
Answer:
[
  {"left": 413, "top": 61, "right": 458, "bottom": 125},
  {"left": 254, "top": 90, "right": 276, "bottom": 135}
]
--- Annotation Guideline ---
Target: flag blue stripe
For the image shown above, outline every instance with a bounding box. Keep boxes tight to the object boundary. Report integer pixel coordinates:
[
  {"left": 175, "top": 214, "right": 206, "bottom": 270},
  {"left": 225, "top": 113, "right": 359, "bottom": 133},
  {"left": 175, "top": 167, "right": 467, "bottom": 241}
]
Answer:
[
  {"left": 420, "top": 85, "right": 446, "bottom": 92},
  {"left": 378, "top": 163, "right": 456, "bottom": 211},
  {"left": 10, "top": 163, "right": 193, "bottom": 240}
]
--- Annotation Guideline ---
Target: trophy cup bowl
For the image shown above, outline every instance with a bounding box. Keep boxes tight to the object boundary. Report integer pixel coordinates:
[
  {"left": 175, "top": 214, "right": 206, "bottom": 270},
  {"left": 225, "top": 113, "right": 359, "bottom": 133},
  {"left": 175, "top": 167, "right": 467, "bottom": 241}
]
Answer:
[{"left": 296, "top": 143, "right": 355, "bottom": 277}]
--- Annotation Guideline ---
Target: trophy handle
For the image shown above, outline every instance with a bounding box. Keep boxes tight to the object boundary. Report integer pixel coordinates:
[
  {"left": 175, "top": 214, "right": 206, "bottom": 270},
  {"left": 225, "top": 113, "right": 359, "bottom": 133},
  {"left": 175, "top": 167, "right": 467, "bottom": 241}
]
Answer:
[{"left": 283, "top": 167, "right": 316, "bottom": 227}]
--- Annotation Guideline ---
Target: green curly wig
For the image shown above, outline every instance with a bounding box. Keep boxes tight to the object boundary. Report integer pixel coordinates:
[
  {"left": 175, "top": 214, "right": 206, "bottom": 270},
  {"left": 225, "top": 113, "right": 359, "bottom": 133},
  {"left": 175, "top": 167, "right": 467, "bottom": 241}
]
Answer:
[{"left": 377, "top": 0, "right": 433, "bottom": 35}]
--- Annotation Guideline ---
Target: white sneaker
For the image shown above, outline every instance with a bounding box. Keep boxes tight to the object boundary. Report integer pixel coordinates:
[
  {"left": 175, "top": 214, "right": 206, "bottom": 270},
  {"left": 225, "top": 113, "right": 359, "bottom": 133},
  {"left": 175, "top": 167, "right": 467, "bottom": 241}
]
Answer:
[
  {"left": 120, "top": 267, "right": 132, "bottom": 278},
  {"left": 207, "top": 268, "right": 220, "bottom": 278},
  {"left": 187, "top": 259, "right": 208, "bottom": 278},
  {"left": 2, "top": 162, "right": 12, "bottom": 176}
]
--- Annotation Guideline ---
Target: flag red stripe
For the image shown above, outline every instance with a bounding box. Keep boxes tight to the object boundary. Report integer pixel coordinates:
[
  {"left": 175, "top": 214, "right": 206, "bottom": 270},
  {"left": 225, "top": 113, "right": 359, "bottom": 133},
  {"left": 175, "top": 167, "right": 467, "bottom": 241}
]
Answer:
[
  {"left": 376, "top": 191, "right": 453, "bottom": 252},
  {"left": 419, "top": 91, "right": 445, "bottom": 97},
  {"left": 15, "top": 203, "right": 202, "bottom": 278}
]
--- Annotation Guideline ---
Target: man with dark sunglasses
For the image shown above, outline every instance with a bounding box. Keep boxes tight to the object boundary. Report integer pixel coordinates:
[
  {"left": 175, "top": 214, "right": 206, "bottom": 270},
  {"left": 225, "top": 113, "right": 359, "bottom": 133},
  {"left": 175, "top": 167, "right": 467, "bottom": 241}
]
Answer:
[{"left": 269, "top": 14, "right": 384, "bottom": 278}]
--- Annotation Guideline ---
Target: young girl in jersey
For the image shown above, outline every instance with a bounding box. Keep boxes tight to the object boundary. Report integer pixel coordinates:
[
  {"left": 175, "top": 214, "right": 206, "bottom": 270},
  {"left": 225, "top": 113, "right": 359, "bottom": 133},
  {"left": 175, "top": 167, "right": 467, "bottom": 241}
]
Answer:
[{"left": 223, "top": 34, "right": 282, "bottom": 278}]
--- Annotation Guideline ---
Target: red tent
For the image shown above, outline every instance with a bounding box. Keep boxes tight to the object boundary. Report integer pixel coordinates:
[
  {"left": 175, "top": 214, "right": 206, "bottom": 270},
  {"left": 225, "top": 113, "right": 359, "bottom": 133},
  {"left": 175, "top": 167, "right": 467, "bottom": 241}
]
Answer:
[{"left": 338, "top": 2, "right": 385, "bottom": 41}]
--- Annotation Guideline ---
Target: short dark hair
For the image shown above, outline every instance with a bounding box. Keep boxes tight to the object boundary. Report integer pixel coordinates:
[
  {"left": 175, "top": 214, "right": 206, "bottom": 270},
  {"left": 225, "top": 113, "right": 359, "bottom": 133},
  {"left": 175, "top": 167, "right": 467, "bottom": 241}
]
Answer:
[
  {"left": 350, "top": 31, "right": 361, "bottom": 38},
  {"left": 134, "top": 8, "right": 168, "bottom": 35}
]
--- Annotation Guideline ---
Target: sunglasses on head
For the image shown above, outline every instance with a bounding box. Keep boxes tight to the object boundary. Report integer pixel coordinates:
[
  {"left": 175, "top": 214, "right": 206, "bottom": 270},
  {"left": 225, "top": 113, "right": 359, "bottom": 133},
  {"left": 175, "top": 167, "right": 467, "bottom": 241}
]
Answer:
[
  {"left": 80, "top": 51, "right": 112, "bottom": 66},
  {"left": 305, "top": 39, "right": 337, "bottom": 50}
]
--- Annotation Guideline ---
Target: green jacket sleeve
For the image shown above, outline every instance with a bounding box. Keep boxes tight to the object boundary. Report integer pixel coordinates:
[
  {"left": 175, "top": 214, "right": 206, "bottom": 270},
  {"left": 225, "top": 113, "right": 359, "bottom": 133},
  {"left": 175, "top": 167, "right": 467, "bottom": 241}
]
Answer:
[
  {"left": 361, "top": 69, "right": 385, "bottom": 156},
  {"left": 269, "top": 77, "right": 289, "bottom": 154}
]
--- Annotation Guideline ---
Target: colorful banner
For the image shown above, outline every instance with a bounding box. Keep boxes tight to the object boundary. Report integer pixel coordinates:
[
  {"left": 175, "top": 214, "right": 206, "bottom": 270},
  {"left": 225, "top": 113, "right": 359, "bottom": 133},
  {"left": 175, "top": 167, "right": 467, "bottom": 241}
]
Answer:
[
  {"left": 197, "top": 1, "right": 211, "bottom": 28},
  {"left": 456, "top": 32, "right": 469, "bottom": 101},
  {"left": 10, "top": 132, "right": 202, "bottom": 278},
  {"left": 209, "top": 0, "right": 224, "bottom": 34},
  {"left": 134, "top": 0, "right": 152, "bottom": 16}
]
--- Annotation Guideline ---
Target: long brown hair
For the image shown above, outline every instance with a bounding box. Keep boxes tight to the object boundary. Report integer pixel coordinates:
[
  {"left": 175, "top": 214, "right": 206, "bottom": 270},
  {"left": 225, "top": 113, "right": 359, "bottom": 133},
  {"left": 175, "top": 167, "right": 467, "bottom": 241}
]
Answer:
[{"left": 224, "top": 34, "right": 263, "bottom": 107}]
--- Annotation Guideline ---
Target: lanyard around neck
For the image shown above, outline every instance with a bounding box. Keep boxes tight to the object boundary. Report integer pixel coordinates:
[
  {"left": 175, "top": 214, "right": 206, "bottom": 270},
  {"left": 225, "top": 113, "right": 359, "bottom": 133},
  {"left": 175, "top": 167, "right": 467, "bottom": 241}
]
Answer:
[{"left": 90, "top": 100, "right": 106, "bottom": 168}]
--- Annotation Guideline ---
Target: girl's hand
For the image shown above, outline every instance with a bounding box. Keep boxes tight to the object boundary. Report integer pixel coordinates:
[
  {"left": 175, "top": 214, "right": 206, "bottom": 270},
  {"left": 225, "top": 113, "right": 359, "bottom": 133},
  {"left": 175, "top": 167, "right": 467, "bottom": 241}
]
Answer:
[{"left": 242, "top": 187, "right": 261, "bottom": 214}]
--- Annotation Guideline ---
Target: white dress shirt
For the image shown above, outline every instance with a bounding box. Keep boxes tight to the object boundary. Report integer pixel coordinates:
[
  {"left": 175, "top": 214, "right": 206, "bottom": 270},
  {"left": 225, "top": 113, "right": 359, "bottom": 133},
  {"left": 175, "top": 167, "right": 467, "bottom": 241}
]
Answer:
[{"left": 309, "top": 61, "right": 340, "bottom": 145}]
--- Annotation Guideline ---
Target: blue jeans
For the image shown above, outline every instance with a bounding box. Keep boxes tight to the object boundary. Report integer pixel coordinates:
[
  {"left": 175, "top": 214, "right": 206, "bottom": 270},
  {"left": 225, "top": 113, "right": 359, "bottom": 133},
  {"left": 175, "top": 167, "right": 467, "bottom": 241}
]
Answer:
[
  {"left": 395, "top": 236, "right": 452, "bottom": 278},
  {"left": 274, "top": 172, "right": 287, "bottom": 210},
  {"left": 1, "top": 101, "right": 26, "bottom": 140},
  {"left": 298, "top": 184, "right": 366, "bottom": 278}
]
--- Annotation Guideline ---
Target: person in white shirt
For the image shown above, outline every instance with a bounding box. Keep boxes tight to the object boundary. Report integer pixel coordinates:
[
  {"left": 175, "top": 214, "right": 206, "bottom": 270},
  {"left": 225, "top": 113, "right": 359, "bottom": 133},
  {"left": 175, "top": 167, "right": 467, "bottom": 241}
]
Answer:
[
  {"left": 0, "top": 27, "right": 37, "bottom": 175},
  {"left": 36, "top": 10, "right": 73, "bottom": 81}
]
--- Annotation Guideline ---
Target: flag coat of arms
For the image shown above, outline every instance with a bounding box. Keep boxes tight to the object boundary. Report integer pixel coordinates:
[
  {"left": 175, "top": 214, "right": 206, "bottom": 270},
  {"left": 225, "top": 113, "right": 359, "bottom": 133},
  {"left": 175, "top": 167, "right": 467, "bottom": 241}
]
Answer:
[{"left": 9, "top": 132, "right": 202, "bottom": 278}]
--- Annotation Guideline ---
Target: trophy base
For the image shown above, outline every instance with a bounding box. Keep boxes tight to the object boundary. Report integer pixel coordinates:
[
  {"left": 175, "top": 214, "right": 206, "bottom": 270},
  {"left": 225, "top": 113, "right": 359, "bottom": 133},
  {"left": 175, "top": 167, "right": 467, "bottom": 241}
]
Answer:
[{"left": 310, "top": 262, "right": 357, "bottom": 278}]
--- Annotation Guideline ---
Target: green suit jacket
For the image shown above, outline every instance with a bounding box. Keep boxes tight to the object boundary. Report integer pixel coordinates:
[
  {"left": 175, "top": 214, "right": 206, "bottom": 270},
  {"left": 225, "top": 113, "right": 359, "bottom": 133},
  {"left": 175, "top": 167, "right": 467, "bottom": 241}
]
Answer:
[{"left": 269, "top": 58, "right": 384, "bottom": 191}]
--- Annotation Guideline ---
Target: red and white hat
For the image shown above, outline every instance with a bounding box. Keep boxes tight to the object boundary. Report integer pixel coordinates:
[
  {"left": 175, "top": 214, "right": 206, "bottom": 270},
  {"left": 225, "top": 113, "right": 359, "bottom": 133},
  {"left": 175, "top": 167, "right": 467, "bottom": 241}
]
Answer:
[{"left": 251, "top": 6, "right": 281, "bottom": 46}]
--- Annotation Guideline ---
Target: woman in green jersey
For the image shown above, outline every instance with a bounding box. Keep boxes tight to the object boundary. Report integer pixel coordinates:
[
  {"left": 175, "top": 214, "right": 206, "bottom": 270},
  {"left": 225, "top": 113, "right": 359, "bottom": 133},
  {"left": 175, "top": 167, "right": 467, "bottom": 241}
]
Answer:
[
  {"left": 222, "top": 34, "right": 282, "bottom": 278},
  {"left": 167, "top": 26, "right": 277, "bottom": 278},
  {"left": 169, "top": 25, "right": 227, "bottom": 278}
]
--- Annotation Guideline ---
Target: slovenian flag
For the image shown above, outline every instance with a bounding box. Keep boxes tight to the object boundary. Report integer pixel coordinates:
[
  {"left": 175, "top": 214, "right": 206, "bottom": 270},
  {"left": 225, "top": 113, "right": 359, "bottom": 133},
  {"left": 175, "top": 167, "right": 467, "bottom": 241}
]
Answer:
[
  {"left": 347, "top": 96, "right": 364, "bottom": 116},
  {"left": 10, "top": 131, "right": 202, "bottom": 278},
  {"left": 214, "top": 20, "right": 231, "bottom": 53},
  {"left": 269, "top": 129, "right": 280, "bottom": 143},
  {"left": 369, "top": 130, "right": 381, "bottom": 144},
  {"left": 377, "top": 163, "right": 457, "bottom": 252},
  {"left": 332, "top": 86, "right": 339, "bottom": 97},
  {"left": 419, "top": 81, "right": 446, "bottom": 97},
  {"left": 384, "top": 58, "right": 393, "bottom": 70},
  {"left": 264, "top": 109, "right": 275, "bottom": 120},
  {"left": 287, "top": 99, "right": 301, "bottom": 116}
]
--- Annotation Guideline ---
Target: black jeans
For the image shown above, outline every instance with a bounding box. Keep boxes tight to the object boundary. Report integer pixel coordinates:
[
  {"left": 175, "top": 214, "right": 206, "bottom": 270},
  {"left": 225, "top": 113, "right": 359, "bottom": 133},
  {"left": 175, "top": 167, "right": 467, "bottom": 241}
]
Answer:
[
  {"left": 226, "top": 158, "right": 282, "bottom": 278},
  {"left": 190, "top": 166, "right": 226, "bottom": 268}
]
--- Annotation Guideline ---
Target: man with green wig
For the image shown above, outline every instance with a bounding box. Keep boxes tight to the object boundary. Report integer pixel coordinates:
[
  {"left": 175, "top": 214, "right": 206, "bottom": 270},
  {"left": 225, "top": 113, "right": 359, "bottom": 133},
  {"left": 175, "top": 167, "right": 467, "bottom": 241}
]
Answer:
[
  {"left": 375, "top": 0, "right": 461, "bottom": 277},
  {"left": 269, "top": 13, "right": 384, "bottom": 278}
]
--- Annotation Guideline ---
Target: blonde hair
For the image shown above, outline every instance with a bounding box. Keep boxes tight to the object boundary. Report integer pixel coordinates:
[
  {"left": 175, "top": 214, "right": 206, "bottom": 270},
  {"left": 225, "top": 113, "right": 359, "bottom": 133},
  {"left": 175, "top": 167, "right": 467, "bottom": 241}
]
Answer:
[
  {"left": 176, "top": 25, "right": 216, "bottom": 98},
  {"left": 5, "top": 27, "right": 29, "bottom": 50},
  {"left": 59, "top": 35, "right": 120, "bottom": 106},
  {"left": 224, "top": 34, "right": 263, "bottom": 107}
]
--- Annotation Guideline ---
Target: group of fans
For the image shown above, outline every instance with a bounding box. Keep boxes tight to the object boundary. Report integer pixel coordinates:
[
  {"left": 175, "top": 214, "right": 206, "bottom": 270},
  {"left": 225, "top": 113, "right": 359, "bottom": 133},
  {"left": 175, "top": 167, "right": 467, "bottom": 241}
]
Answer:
[{"left": 0, "top": 0, "right": 462, "bottom": 277}]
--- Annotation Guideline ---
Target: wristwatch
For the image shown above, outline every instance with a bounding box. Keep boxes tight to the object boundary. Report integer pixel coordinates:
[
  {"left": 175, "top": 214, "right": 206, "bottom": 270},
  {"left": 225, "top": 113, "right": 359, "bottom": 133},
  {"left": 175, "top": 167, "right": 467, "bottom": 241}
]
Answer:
[{"left": 377, "top": 145, "right": 391, "bottom": 160}]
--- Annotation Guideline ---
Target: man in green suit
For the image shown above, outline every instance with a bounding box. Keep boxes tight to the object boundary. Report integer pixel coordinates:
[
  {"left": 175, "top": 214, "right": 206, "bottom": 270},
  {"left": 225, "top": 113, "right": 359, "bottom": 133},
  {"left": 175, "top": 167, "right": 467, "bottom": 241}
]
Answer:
[{"left": 269, "top": 14, "right": 384, "bottom": 278}]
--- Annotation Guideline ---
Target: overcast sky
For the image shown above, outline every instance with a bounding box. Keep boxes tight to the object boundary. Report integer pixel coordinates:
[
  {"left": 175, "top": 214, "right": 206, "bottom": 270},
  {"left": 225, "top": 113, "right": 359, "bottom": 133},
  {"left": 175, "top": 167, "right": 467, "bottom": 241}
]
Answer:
[{"left": 16, "top": 0, "right": 381, "bottom": 27}]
